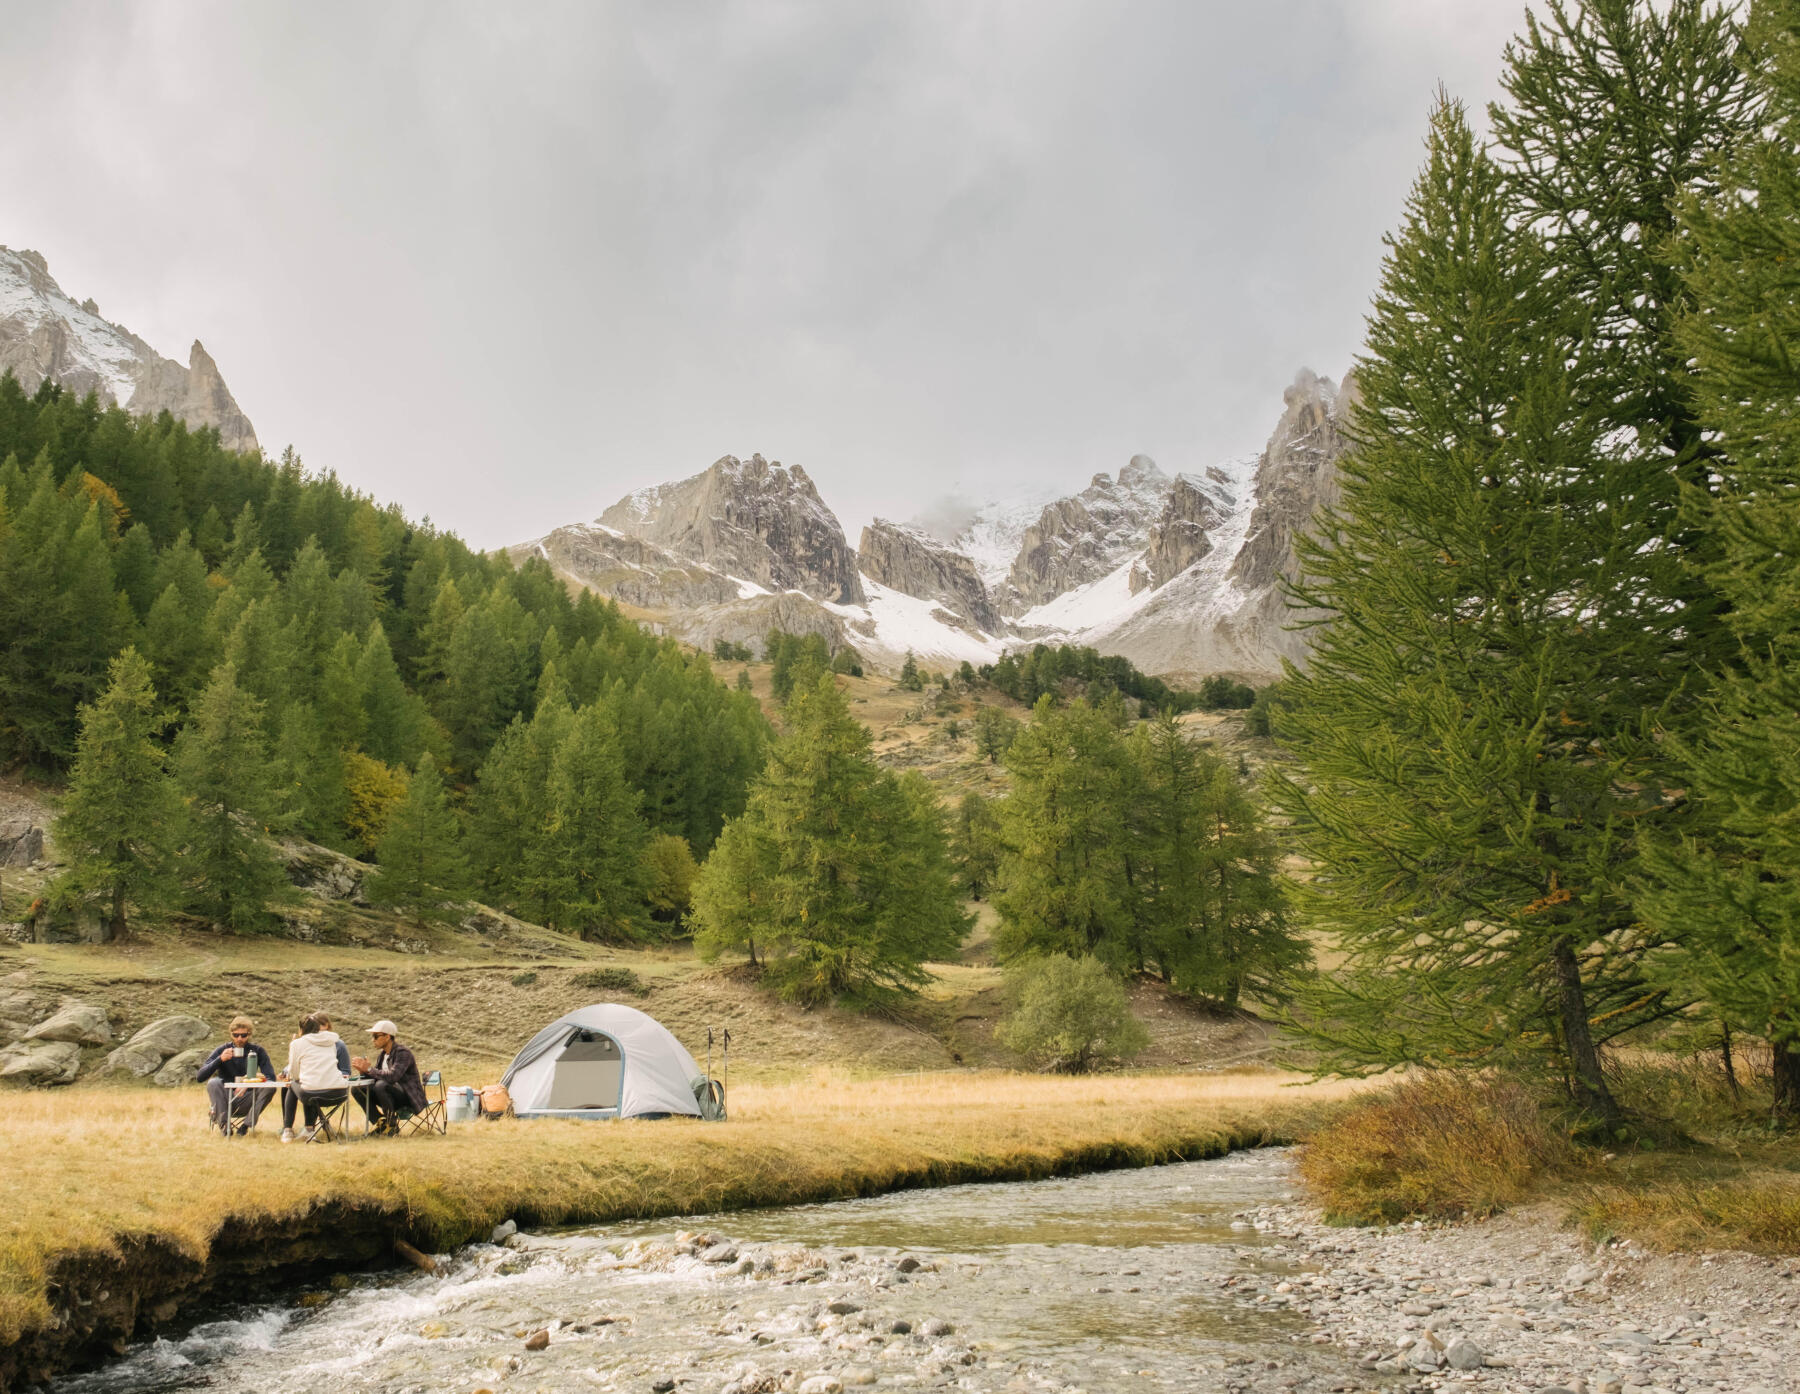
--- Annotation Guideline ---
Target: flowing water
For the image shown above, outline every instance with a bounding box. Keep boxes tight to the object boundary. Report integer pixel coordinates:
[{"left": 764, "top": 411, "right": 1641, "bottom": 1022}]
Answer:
[{"left": 54, "top": 1149, "right": 1363, "bottom": 1394}]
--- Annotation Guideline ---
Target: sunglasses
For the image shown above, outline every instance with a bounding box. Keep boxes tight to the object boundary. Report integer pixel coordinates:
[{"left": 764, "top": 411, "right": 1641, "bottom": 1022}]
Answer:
[{"left": 230, "top": 1032, "right": 251, "bottom": 1039}]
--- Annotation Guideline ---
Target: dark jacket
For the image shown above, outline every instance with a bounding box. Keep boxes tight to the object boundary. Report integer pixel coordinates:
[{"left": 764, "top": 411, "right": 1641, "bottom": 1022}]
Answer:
[
  {"left": 195, "top": 1041, "right": 274, "bottom": 1084},
  {"left": 368, "top": 1042, "right": 428, "bottom": 1113}
]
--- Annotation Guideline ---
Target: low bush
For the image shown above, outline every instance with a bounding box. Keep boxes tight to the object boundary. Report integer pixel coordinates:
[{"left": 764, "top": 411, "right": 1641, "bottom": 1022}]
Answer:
[
  {"left": 510, "top": 971, "right": 539, "bottom": 987},
  {"left": 996, "top": 955, "right": 1149, "bottom": 1073},
  {"left": 571, "top": 966, "right": 648, "bottom": 997},
  {"left": 1299, "top": 1072, "right": 1576, "bottom": 1223}
]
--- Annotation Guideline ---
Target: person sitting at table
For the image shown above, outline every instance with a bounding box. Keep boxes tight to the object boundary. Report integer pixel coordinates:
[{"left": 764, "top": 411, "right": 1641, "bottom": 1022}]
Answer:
[
  {"left": 351, "top": 1019, "right": 426, "bottom": 1136},
  {"left": 276, "top": 1013, "right": 352, "bottom": 1142},
  {"left": 194, "top": 1016, "right": 276, "bottom": 1136},
  {"left": 310, "top": 1010, "right": 354, "bottom": 1076}
]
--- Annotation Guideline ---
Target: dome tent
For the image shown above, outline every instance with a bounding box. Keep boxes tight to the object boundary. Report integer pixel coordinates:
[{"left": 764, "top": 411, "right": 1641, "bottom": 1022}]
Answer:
[{"left": 500, "top": 1003, "right": 720, "bottom": 1120}]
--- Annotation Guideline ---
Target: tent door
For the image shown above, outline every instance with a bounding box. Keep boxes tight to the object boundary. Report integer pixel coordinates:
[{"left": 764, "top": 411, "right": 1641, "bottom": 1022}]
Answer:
[{"left": 546, "top": 1031, "right": 623, "bottom": 1110}]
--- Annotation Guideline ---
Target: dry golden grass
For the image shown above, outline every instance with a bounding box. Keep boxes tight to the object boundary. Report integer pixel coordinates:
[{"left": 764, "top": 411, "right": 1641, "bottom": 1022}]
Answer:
[
  {"left": 0, "top": 1069, "right": 1355, "bottom": 1347},
  {"left": 1569, "top": 1171, "right": 1800, "bottom": 1254},
  {"left": 1298, "top": 1072, "right": 1581, "bottom": 1224}
]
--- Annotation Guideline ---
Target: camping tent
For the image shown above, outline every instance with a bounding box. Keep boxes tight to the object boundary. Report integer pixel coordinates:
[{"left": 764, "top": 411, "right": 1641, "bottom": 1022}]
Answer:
[{"left": 501, "top": 1003, "right": 712, "bottom": 1120}]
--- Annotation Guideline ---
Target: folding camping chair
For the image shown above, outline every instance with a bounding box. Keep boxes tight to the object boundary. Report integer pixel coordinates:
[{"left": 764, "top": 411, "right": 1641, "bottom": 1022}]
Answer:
[
  {"left": 305, "top": 1087, "right": 358, "bottom": 1143},
  {"left": 400, "top": 1070, "right": 448, "bottom": 1137}
]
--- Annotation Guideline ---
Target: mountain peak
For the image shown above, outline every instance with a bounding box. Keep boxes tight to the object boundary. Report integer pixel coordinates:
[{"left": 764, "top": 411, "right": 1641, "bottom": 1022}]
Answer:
[{"left": 0, "top": 246, "right": 258, "bottom": 453}]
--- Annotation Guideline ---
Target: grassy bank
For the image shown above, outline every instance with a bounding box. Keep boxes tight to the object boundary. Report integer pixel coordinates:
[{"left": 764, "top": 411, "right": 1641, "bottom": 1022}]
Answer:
[
  {"left": 1296, "top": 1066, "right": 1800, "bottom": 1255},
  {"left": 0, "top": 1069, "right": 1355, "bottom": 1382}
]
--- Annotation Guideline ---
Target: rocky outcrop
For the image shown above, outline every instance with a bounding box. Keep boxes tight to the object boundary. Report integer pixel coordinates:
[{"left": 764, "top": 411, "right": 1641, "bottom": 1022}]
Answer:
[
  {"left": 0, "top": 820, "right": 43, "bottom": 867},
  {"left": 1002, "top": 455, "right": 1171, "bottom": 612},
  {"left": 153, "top": 1046, "right": 210, "bottom": 1087},
  {"left": 1226, "top": 368, "right": 1350, "bottom": 599},
  {"left": 126, "top": 341, "right": 260, "bottom": 454},
  {"left": 0, "top": 1039, "right": 79, "bottom": 1085},
  {"left": 1132, "top": 474, "right": 1229, "bottom": 594},
  {"left": 512, "top": 524, "right": 745, "bottom": 612},
  {"left": 658, "top": 591, "right": 848, "bottom": 661},
  {"left": 278, "top": 837, "right": 372, "bottom": 904},
  {"left": 601, "top": 455, "right": 864, "bottom": 605},
  {"left": 857, "top": 520, "right": 1001, "bottom": 634},
  {"left": 1081, "top": 369, "right": 1353, "bottom": 684},
  {"left": 25, "top": 999, "right": 113, "bottom": 1045},
  {"left": 104, "top": 1015, "right": 212, "bottom": 1078},
  {"left": 0, "top": 247, "right": 258, "bottom": 453}
]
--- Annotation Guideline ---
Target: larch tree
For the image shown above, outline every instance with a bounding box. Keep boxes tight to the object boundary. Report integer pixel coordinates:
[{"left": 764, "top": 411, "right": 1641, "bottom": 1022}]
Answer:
[
  {"left": 692, "top": 672, "right": 967, "bottom": 1005},
  {"left": 171, "top": 661, "right": 295, "bottom": 933},
  {"left": 1271, "top": 99, "right": 1691, "bottom": 1124},
  {"left": 1640, "top": 0, "right": 1800, "bottom": 1115},
  {"left": 54, "top": 648, "right": 183, "bottom": 937},
  {"left": 367, "top": 752, "right": 471, "bottom": 928}
]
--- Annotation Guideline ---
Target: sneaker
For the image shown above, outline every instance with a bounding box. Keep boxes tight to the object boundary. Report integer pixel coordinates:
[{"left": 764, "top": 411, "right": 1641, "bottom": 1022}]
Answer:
[
  {"left": 300, "top": 1127, "right": 318, "bottom": 1142},
  {"left": 280, "top": 1128, "right": 295, "bottom": 1143}
]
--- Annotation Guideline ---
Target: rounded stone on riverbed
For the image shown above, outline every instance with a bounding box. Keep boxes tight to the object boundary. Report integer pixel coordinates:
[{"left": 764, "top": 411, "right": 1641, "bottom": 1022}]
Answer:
[
  {"left": 797, "top": 1377, "right": 843, "bottom": 1394},
  {"left": 827, "top": 1300, "right": 861, "bottom": 1315},
  {"left": 920, "top": 1318, "right": 954, "bottom": 1337},
  {"left": 700, "top": 1242, "right": 740, "bottom": 1264},
  {"left": 523, "top": 1328, "right": 549, "bottom": 1350},
  {"left": 491, "top": 1220, "right": 517, "bottom": 1244}
]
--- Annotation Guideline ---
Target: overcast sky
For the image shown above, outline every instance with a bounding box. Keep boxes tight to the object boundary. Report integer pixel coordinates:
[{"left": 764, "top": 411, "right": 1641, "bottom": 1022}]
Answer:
[{"left": 2, "top": 2, "right": 1526, "bottom": 549}]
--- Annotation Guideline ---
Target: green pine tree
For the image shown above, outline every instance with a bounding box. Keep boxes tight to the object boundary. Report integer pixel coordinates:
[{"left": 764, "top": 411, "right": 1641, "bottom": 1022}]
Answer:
[
  {"left": 1640, "top": 0, "right": 1800, "bottom": 1117},
  {"left": 366, "top": 752, "right": 471, "bottom": 928},
  {"left": 897, "top": 650, "right": 924, "bottom": 692},
  {"left": 53, "top": 648, "right": 183, "bottom": 937},
  {"left": 1271, "top": 98, "right": 1691, "bottom": 1123},
  {"left": 993, "top": 697, "right": 1135, "bottom": 969},
  {"left": 523, "top": 703, "right": 651, "bottom": 939},
  {"left": 171, "top": 661, "right": 295, "bottom": 933},
  {"left": 1129, "top": 712, "right": 1304, "bottom": 1008},
  {"left": 692, "top": 671, "right": 968, "bottom": 1004}
]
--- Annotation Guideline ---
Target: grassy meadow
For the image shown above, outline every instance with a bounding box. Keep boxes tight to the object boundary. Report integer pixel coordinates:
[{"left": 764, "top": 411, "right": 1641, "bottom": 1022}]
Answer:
[{"left": 0, "top": 1069, "right": 1358, "bottom": 1350}]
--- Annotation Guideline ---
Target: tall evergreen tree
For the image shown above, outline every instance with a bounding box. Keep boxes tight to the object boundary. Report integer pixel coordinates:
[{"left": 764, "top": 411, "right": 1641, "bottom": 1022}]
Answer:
[
  {"left": 1640, "top": 0, "right": 1800, "bottom": 1115},
  {"left": 522, "top": 703, "right": 650, "bottom": 939},
  {"left": 1490, "top": 0, "right": 1757, "bottom": 689},
  {"left": 1129, "top": 713, "right": 1303, "bottom": 1008},
  {"left": 1271, "top": 100, "right": 1691, "bottom": 1122},
  {"left": 993, "top": 697, "right": 1135, "bottom": 969},
  {"left": 53, "top": 648, "right": 182, "bottom": 937},
  {"left": 366, "top": 752, "right": 470, "bottom": 927},
  {"left": 171, "top": 661, "right": 294, "bottom": 932},
  {"left": 693, "top": 672, "right": 968, "bottom": 1004}
]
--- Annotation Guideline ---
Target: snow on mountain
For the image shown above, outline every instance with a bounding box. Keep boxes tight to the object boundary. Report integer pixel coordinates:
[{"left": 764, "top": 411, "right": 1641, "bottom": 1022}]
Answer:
[
  {"left": 0, "top": 246, "right": 259, "bottom": 453},
  {"left": 512, "top": 369, "right": 1350, "bottom": 683}
]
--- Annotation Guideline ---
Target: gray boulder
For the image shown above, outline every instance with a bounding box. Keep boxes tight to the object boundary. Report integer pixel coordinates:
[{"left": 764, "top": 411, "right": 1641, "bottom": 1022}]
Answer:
[
  {"left": 123, "top": 1014, "right": 211, "bottom": 1058},
  {"left": 0, "top": 820, "right": 44, "bottom": 867},
  {"left": 1444, "top": 1337, "right": 1485, "bottom": 1370},
  {"left": 106, "top": 1016, "right": 212, "bottom": 1077},
  {"left": 153, "top": 1046, "right": 210, "bottom": 1087},
  {"left": 105, "top": 1041, "right": 170, "bottom": 1078},
  {"left": 29, "top": 902, "right": 112, "bottom": 945},
  {"left": 0, "top": 1039, "right": 81, "bottom": 1085},
  {"left": 25, "top": 999, "right": 113, "bottom": 1044}
]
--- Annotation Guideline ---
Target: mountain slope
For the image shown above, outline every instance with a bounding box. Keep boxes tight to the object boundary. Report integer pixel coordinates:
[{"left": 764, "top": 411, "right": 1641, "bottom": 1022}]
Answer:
[
  {"left": 0, "top": 247, "right": 258, "bottom": 453},
  {"left": 514, "top": 369, "right": 1350, "bottom": 682}
]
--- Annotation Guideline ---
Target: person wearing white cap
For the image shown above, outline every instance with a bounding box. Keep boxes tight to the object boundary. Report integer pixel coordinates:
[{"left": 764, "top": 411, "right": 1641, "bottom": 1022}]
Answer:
[{"left": 350, "top": 1019, "right": 425, "bottom": 1136}]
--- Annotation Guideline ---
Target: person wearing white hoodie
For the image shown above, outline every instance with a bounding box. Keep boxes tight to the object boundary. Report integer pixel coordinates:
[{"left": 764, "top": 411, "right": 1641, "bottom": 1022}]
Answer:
[{"left": 277, "top": 1014, "right": 352, "bottom": 1141}]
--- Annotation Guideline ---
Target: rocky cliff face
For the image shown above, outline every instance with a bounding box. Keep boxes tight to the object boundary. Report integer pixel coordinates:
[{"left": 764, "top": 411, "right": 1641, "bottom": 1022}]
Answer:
[
  {"left": 600, "top": 454, "right": 864, "bottom": 605},
  {"left": 1086, "top": 368, "right": 1352, "bottom": 682},
  {"left": 1003, "top": 454, "right": 1172, "bottom": 613},
  {"left": 0, "top": 247, "right": 259, "bottom": 453},
  {"left": 515, "top": 369, "right": 1350, "bottom": 682},
  {"left": 858, "top": 519, "right": 1001, "bottom": 634},
  {"left": 513, "top": 523, "right": 746, "bottom": 611},
  {"left": 1131, "top": 469, "right": 1233, "bottom": 594}
]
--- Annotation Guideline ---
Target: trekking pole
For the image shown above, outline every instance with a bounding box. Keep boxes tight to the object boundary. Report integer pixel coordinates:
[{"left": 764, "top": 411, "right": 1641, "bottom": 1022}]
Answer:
[
  {"left": 723, "top": 1028, "right": 731, "bottom": 1110},
  {"left": 706, "top": 1027, "right": 714, "bottom": 1085}
]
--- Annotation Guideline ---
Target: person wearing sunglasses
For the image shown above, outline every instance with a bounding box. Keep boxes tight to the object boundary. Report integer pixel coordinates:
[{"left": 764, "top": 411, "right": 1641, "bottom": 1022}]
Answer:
[{"left": 195, "top": 1016, "right": 276, "bottom": 1136}]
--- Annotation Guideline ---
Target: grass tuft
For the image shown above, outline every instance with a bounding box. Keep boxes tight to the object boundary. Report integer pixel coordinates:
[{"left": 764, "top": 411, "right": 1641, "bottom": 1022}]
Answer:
[
  {"left": 570, "top": 966, "right": 647, "bottom": 997},
  {"left": 1299, "top": 1072, "right": 1576, "bottom": 1224}
]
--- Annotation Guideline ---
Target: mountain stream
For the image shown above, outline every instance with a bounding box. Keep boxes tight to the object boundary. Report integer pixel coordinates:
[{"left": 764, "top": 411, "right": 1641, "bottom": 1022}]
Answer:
[{"left": 53, "top": 1149, "right": 1363, "bottom": 1394}]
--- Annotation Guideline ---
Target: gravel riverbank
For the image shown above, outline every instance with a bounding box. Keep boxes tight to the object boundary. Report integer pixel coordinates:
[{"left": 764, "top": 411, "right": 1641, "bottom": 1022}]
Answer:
[{"left": 1219, "top": 1172, "right": 1797, "bottom": 1394}]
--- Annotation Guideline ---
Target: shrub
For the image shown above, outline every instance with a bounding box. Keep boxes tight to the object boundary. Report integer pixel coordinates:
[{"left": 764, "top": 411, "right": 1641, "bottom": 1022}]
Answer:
[
  {"left": 571, "top": 966, "right": 648, "bottom": 997},
  {"left": 1299, "top": 1073, "right": 1575, "bottom": 1223},
  {"left": 997, "top": 955, "right": 1149, "bottom": 1073},
  {"left": 643, "top": 832, "right": 699, "bottom": 930},
  {"left": 510, "top": 971, "right": 539, "bottom": 987}
]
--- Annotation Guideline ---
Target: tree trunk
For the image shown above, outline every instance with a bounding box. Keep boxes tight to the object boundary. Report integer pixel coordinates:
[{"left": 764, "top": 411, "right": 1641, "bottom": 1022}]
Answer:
[
  {"left": 1773, "top": 1039, "right": 1800, "bottom": 1121},
  {"left": 108, "top": 883, "right": 129, "bottom": 943},
  {"left": 1551, "top": 936, "right": 1620, "bottom": 1125},
  {"left": 1720, "top": 1020, "right": 1740, "bottom": 1103}
]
